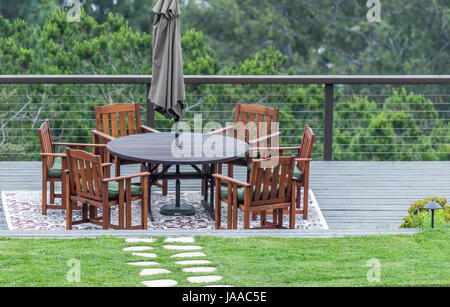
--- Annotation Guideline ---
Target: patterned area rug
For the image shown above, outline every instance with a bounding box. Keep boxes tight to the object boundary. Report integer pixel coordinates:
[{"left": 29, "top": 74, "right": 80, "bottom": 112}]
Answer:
[{"left": 1, "top": 190, "right": 328, "bottom": 231}]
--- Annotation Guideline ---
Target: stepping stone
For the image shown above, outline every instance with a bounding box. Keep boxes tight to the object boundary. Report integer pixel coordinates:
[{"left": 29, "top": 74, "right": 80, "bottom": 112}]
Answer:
[
  {"left": 125, "top": 238, "right": 156, "bottom": 243},
  {"left": 187, "top": 275, "right": 223, "bottom": 284},
  {"left": 132, "top": 252, "right": 157, "bottom": 258},
  {"left": 183, "top": 267, "right": 217, "bottom": 273},
  {"left": 123, "top": 246, "right": 154, "bottom": 252},
  {"left": 164, "top": 237, "right": 195, "bottom": 243},
  {"left": 163, "top": 245, "right": 203, "bottom": 251},
  {"left": 142, "top": 279, "right": 177, "bottom": 287},
  {"left": 139, "top": 268, "right": 171, "bottom": 276},
  {"left": 171, "top": 252, "right": 206, "bottom": 258},
  {"left": 204, "top": 285, "right": 234, "bottom": 287},
  {"left": 175, "top": 260, "right": 211, "bottom": 266},
  {"left": 127, "top": 261, "right": 160, "bottom": 266}
]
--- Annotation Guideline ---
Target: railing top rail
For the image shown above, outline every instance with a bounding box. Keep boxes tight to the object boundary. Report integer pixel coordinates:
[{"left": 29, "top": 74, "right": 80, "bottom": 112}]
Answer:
[{"left": 0, "top": 75, "right": 449, "bottom": 85}]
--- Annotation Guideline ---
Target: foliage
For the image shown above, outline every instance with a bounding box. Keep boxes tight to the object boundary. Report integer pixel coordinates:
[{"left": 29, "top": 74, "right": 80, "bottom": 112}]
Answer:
[
  {"left": 400, "top": 196, "right": 449, "bottom": 229},
  {"left": 0, "top": 7, "right": 449, "bottom": 161},
  {"left": 1, "top": 0, "right": 449, "bottom": 75}
]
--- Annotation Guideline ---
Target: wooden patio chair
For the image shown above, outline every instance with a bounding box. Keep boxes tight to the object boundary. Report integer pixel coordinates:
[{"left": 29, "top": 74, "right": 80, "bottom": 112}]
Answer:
[
  {"left": 64, "top": 149, "right": 149, "bottom": 230},
  {"left": 91, "top": 102, "right": 167, "bottom": 195},
  {"left": 213, "top": 156, "right": 296, "bottom": 230},
  {"left": 38, "top": 120, "right": 108, "bottom": 215},
  {"left": 203, "top": 103, "right": 280, "bottom": 194},
  {"left": 254, "top": 125, "right": 315, "bottom": 219}
]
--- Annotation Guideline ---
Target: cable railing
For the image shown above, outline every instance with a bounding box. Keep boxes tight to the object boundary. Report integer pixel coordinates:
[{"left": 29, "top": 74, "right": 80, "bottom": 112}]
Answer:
[{"left": 0, "top": 75, "right": 449, "bottom": 162}]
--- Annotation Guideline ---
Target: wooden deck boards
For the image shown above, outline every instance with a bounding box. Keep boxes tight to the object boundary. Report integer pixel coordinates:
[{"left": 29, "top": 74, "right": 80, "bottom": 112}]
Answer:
[{"left": 1, "top": 161, "right": 449, "bottom": 232}]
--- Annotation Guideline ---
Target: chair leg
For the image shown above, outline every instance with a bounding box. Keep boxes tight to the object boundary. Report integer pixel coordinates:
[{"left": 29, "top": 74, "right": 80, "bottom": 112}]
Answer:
[
  {"left": 303, "top": 185, "right": 309, "bottom": 220},
  {"left": 142, "top": 177, "right": 148, "bottom": 230},
  {"left": 66, "top": 196, "right": 72, "bottom": 230},
  {"left": 290, "top": 201, "right": 296, "bottom": 229},
  {"left": 232, "top": 187, "right": 238, "bottom": 229},
  {"left": 228, "top": 164, "right": 234, "bottom": 178},
  {"left": 244, "top": 211, "right": 250, "bottom": 229},
  {"left": 141, "top": 201, "right": 148, "bottom": 230},
  {"left": 260, "top": 211, "right": 267, "bottom": 228},
  {"left": 227, "top": 197, "right": 232, "bottom": 229},
  {"left": 296, "top": 185, "right": 301, "bottom": 209},
  {"left": 82, "top": 203, "right": 88, "bottom": 222},
  {"left": 89, "top": 205, "right": 96, "bottom": 220},
  {"left": 215, "top": 197, "right": 221, "bottom": 230},
  {"left": 103, "top": 205, "right": 110, "bottom": 230},
  {"left": 277, "top": 209, "right": 283, "bottom": 228},
  {"left": 42, "top": 180, "right": 47, "bottom": 215},
  {"left": 115, "top": 158, "right": 121, "bottom": 177},
  {"left": 148, "top": 185, "right": 153, "bottom": 222}
]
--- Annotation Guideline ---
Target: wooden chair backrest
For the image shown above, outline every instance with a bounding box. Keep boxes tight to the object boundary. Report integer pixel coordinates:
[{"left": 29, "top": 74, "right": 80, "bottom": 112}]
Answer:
[
  {"left": 248, "top": 156, "right": 295, "bottom": 207},
  {"left": 233, "top": 104, "right": 279, "bottom": 143},
  {"left": 95, "top": 103, "right": 143, "bottom": 138},
  {"left": 298, "top": 125, "right": 315, "bottom": 173},
  {"left": 66, "top": 149, "right": 105, "bottom": 201},
  {"left": 38, "top": 120, "right": 55, "bottom": 170}
]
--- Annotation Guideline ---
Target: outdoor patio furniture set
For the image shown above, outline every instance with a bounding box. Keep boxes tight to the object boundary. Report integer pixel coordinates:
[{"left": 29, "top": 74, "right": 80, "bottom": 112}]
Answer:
[{"left": 38, "top": 102, "right": 315, "bottom": 230}]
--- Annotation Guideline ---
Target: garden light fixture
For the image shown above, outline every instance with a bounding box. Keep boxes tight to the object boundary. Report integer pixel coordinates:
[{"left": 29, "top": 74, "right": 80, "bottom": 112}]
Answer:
[{"left": 423, "top": 200, "right": 442, "bottom": 229}]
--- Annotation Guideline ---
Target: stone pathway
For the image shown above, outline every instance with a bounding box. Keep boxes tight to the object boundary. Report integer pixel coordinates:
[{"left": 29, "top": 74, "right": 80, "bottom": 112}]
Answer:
[
  {"left": 183, "top": 267, "right": 217, "bottom": 273},
  {"left": 139, "top": 268, "right": 171, "bottom": 276},
  {"left": 131, "top": 252, "right": 157, "bottom": 258},
  {"left": 127, "top": 261, "right": 159, "bottom": 266},
  {"left": 121, "top": 236, "right": 233, "bottom": 287},
  {"left": 163, "top": 245, "right": 203, "bottom": 250},
  {"left": 171, "top": 252, "right": 206, "bottom": 258},
  {"left": 123, "top": 246, "right": 153, "bottom": 252}
]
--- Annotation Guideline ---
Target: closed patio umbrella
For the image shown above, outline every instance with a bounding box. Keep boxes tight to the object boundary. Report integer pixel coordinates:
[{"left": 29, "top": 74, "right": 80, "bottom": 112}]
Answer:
[
  {"left": 149, "top": 0, "right": 193, "bottom": 216},
  {"left": 149, "top": 0, "right": 185, "bottom": 120}
]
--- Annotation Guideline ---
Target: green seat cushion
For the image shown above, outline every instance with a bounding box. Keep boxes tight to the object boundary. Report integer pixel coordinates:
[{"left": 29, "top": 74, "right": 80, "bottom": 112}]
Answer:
[
  {"left": 247, "top": 164, "right": 303, "bottom": 181},
  {"left": 220, "top": 185, "right": 288, "bottom": 203},
  {"left": 293, "top": 166, "right": 303, "bottom": 181},
  {"left": 220, "top": 187, "right": 245, "bottom": 203},
  {"left": 48, "top": 157, "right": 63, "bottom": 178},
  {"left": 108, "top": 182, "right": 142, "bottom": 199}
]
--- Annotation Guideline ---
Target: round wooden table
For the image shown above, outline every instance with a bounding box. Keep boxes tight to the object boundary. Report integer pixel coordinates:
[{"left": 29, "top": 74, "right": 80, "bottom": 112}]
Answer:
[{"left": 107, "top": 132, "right": 249, "bottom": 219}]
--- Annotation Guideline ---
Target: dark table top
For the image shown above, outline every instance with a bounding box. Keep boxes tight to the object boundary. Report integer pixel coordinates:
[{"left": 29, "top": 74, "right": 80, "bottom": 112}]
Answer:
[{"left": 107, "top": 132, "right": 249, "bottom": 165}]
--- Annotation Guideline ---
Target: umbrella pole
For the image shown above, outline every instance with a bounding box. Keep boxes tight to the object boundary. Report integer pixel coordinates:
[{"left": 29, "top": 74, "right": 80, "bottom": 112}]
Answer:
[
  {"left": 175, "top": 116, "right": 180, "bottom": 147},
  {"left": 160, "top": 115, "right": 195, "bottom": 216}
]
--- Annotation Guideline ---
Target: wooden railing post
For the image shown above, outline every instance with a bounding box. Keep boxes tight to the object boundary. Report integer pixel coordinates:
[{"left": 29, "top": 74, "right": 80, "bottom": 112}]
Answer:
[
  {"left": 146, "top": 83, "right": 155, "bottom": 128},
  {"left": 323, "top": 84, "right": 334, "bottom": 161}
]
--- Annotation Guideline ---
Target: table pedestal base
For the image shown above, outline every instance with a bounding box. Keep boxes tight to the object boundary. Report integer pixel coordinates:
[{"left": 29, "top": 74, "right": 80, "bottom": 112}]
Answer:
[{"left": 160, "top": 203, "right": 196, "bottom": 216}]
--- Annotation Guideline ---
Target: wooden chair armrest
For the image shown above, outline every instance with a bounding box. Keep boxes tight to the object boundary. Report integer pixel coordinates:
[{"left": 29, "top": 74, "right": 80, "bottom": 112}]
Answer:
[
  {"left": 212, "top": 174, "right": 251, "bottom": 187},
  {"left": 91, "top": 130, "right": 115, "bottom": 142},
  {"left": 296, "top": 158, "right": 312, "bottom": 162},
  {"left": 53, "top": 142, "right": 107, "bottom": 148},
  {"left": 40, "top": 153, "right": 66, "bottom": 158},
  {"left": 208, "top": 125, "right": 234, "bottom": 135},
  {"left": 253, "top": 146, "right": 301, "bottom": 154},
  {"left": 141, "top": 125, "right": 160, "bottom": 133},
  {"left": 248, "top": 131, "right": 281, "bottom": 146},
  {"left": 102, "top": 172, "right": 151, "bottom": 183}
]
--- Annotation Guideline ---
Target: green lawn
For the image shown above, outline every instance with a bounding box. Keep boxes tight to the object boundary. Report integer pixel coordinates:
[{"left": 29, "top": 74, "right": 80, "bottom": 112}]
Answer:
[{"left": 0, "top": 225, "right": 449, "bottom": 287}]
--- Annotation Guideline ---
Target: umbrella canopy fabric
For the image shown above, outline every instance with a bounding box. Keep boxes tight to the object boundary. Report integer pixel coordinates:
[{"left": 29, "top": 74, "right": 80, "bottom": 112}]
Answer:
[{"left": 149, "top": 0, "right": 186, "bottom": 120}]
